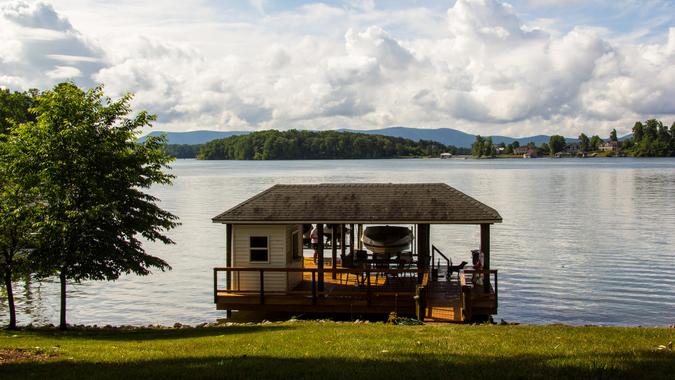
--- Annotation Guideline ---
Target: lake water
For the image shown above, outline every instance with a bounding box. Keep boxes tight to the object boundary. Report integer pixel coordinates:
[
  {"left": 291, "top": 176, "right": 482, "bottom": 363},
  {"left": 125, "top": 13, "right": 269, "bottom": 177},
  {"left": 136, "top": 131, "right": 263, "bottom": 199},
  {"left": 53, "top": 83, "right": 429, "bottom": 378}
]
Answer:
[{"left": 2, "top": 158, "right": 675, "bottom": 327}]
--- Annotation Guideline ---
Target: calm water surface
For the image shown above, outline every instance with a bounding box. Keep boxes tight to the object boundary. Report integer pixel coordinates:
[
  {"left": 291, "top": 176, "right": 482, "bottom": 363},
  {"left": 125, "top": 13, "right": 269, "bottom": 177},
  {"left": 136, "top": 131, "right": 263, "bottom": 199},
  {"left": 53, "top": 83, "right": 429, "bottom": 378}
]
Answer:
[{"left": 2, "top": 158, "right": 674, "bottom": 326}]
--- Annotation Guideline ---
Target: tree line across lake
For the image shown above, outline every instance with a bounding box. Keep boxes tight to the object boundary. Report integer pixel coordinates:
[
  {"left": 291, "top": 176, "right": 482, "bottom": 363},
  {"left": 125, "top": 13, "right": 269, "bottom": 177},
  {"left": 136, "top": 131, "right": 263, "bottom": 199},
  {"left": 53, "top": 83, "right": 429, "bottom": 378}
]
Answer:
[
  {"left": 1, "top": 85, "right": 177, "bottom": 330},
  {"left": 471, "top": 120, "right": 675, "bottom": 158}
]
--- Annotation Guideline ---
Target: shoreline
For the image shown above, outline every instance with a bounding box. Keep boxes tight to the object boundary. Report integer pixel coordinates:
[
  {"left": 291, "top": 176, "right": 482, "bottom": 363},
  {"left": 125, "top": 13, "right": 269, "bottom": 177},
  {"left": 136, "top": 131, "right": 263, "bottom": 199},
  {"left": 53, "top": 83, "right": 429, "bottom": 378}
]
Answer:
[{"left": 5, "top": 319, "right": 675, "bottom": 331}]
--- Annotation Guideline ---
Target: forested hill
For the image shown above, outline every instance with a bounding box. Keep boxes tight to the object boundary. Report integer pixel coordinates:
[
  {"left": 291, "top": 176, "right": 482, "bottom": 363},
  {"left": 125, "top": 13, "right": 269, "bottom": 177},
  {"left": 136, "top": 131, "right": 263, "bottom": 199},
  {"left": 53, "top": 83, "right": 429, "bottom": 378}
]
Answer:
[{"left": 197, "top": 130, "right": 466, "bottom": 160}]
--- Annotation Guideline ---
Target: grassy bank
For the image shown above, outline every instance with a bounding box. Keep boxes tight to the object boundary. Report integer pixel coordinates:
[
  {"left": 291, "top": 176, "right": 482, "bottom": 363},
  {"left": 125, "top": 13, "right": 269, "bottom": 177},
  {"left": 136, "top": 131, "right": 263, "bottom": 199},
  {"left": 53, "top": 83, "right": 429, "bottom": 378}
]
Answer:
[{"left": 1, "top": 322, "right": 673, "bottom": 379}]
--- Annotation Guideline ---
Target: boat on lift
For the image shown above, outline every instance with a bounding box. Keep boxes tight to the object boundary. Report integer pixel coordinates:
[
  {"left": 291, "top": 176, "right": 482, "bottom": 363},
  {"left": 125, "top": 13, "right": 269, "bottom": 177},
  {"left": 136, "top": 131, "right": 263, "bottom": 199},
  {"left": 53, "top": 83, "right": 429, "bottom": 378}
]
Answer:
[{"left": 361, "top": 226, "right": 412, "bottom": 254}]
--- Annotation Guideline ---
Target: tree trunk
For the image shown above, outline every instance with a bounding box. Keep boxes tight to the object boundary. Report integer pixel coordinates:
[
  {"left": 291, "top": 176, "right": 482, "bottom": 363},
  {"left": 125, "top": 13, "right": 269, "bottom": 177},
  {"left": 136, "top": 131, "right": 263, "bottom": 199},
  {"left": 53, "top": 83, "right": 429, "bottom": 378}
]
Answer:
[
  {"left": 3, "top": 268, "right": 17, "bottom": 330},
  {"left": 59, "top": 270, "right": 67, "bottom": 330}
]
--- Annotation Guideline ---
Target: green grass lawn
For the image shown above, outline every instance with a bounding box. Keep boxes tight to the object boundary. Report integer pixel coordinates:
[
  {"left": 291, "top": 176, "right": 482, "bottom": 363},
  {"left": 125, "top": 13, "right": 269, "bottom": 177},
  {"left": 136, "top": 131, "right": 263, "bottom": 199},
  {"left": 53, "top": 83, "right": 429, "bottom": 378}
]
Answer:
[{"left": 1, "top": 322, "right": 673, "bottom": 379}]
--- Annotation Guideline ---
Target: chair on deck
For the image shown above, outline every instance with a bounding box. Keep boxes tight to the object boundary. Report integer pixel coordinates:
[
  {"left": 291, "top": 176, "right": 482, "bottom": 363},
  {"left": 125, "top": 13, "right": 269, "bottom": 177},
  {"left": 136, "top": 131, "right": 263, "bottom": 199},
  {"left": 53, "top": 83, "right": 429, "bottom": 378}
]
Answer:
[{"left": 346, "top": 250, "right": 369, "bottom": 286}]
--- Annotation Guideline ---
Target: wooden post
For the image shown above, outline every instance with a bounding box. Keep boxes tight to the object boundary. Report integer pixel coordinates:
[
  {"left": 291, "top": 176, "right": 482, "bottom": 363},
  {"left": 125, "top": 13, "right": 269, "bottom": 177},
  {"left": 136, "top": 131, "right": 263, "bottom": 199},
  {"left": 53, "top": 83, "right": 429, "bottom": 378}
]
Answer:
[
  {"left": 213, "top": 268, "right": 218, "bottom": 304},
  {"left": 318, "top": 224, "right": 324, "bottom": 292},
  {"left": 340, "top": 224, "right": 346, "bottom": 264},
  {"left": 357, "top": 224, "right": 363, "bottom": 250},
  {"left": 331, "top": 225, "right": 337, "bottom": 279},
  {"left": 417, "top": 224, "right": 430, "bottom": 281},
  {"left": 480, "top": 224, "right": 490, "bottom": 293},
  {"left": 416, "top": 285, "right": 426, "bottom": 321},
  {"left": 225, "top": 224, "right": 233, "bottom": 318},
  {"left": 349, "top": 224, "right": 355, "bottom": 255}
]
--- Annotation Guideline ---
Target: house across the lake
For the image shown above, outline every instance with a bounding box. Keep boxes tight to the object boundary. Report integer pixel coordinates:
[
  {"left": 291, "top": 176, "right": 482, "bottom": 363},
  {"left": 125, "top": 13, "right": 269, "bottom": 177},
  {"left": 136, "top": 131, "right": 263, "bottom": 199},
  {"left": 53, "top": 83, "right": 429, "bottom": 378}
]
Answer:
[
  {"left": 211, "top": 183, "right": 502, "bottom": 322},
  {"left": 514, "top": 146, "right": 537, "bottom": 158},
  {"left": 599, "top": 141, "right": 620, "bottom": 153}
]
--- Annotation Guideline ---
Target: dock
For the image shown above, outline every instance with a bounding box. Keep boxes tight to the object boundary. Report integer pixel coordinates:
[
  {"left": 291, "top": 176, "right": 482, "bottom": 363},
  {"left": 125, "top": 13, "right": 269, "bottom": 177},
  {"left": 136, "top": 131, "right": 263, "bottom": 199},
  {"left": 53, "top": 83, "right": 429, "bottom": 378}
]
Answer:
[
  {"left": 214, "top": 258, "right": 498, "bottom": 323},
  {"left": 211, "top": 183, "right": 501, "bottom": 323}
]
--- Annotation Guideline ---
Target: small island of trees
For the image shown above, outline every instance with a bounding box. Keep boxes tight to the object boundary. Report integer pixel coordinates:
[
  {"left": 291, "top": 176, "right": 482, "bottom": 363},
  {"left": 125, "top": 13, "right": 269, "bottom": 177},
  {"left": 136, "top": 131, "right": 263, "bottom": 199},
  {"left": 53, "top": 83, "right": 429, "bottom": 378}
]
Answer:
[{"left": 197, "top": 129, "right": 468, "bottom": 160}]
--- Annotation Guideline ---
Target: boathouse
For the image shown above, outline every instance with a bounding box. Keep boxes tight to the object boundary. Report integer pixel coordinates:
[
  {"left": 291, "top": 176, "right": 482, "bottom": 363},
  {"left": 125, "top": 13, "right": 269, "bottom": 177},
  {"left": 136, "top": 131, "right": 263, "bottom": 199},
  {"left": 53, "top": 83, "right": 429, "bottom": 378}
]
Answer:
[{"left": 212, "top": 183, "right": 502, "bottom": 322}]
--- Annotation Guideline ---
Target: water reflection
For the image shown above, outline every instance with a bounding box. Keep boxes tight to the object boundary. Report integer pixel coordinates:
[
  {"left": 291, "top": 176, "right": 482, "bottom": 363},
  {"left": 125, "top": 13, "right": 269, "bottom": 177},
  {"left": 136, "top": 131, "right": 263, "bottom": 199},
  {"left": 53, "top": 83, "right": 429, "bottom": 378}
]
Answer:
[{"left": 1, "top": 158, "right": 674, "bottom": 326}]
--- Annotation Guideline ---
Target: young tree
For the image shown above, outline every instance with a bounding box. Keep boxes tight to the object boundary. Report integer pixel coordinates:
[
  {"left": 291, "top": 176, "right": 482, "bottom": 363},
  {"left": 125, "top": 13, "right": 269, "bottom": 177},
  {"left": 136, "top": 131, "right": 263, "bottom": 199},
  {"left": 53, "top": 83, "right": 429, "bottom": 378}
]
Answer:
[
  {"left": 0, "top": 152, "right": 39, "bottom": 330},
  {"left": 0, "top": 89, "right": 39, "bottom": 329},
  {"left": 549, "top": 135, "right": 566, "bottom": 155},
  {"left": 539, "top": 142, "right": 551, "bottom": 155},
  {"left": 610, "top": 129, "right": 618, "bottom": 142},
  {"left": 645, "top": 119, "right": 660, "bottom": 141},
  {"left": 13, "top": 83, "right": 179, "bottom": 329},
  {"left": 632, "top": 121, "right": 645, "bottom": 143},
  {"left": 472, "top": 135, "right": 485, "bottom": 157},
  {"left": 590, "top": 135, "right": 603, "bottom": 151},
  {"left": 578, "top": 133, "right": 590, "bottom": 152},
  {"left": 484, "top": 137, "right": 495, "bottom": 157}
]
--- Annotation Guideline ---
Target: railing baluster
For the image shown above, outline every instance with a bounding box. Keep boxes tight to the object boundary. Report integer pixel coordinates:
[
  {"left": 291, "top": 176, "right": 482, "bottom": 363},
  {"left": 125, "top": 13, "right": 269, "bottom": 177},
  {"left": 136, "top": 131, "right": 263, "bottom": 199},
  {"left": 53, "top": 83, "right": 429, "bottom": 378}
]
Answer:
[{"left": 366, "top": 270, "right": 371, "bottom": 306}]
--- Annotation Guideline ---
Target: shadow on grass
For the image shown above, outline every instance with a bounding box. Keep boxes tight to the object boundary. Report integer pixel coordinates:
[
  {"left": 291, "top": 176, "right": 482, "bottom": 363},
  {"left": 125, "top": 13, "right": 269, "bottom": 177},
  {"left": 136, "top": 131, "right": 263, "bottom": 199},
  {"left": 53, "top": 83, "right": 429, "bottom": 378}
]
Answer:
[
  {"left": 8, "top": 325, "right": 293, "bottom": 341},
  {"left": 1, "top": 351, "right": 673, "bottom": 380}
]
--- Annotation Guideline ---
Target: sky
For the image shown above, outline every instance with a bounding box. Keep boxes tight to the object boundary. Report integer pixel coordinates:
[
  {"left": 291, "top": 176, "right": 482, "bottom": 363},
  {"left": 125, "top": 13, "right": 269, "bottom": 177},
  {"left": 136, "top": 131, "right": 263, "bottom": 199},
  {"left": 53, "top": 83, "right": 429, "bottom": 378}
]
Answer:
[{"left": 0, "top": 0, "right": 674, "bottom": 137}]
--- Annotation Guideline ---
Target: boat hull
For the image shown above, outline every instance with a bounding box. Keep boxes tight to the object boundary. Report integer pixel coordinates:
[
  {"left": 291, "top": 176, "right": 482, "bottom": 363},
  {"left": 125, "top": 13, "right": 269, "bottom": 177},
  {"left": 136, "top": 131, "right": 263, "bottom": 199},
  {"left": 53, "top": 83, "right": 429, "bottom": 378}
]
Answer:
[{"left": 362, "top": 226, "right": 412, "bottom": 255}]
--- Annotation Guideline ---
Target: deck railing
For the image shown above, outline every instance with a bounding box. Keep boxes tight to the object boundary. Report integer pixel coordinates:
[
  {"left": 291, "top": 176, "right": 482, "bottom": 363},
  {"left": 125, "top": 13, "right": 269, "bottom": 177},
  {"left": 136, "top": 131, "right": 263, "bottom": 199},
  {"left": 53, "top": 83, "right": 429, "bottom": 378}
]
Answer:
[
  {"left": 431, "top": 245, "right": 451, "bottom": 278},
  {"left": 214, "top": 266, "right": 428, "bottom": 310}
]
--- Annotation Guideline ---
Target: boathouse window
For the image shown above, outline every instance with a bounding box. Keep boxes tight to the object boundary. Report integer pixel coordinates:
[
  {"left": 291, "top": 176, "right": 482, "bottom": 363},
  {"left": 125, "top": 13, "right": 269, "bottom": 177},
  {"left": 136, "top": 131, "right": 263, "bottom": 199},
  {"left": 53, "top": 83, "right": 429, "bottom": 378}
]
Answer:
[{"left": 249, "top": 236, "right": 269, "bottom": 262}]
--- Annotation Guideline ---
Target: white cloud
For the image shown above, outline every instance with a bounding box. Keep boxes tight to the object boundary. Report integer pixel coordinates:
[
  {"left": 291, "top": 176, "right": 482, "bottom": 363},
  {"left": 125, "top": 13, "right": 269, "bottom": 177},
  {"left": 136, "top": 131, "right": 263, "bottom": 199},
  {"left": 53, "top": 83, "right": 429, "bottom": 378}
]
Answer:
[
  {"left": 0, "top": 1, "right": 105, "bottom": 89},
  {"left": 46, "top": 65, "right": 80, "bottom": 79},
  {"left": 249, "top": 0, "right": 265, "bottom": 14},
  {"left": 0, "top": 0, "right": 673, "bottom": 137}
]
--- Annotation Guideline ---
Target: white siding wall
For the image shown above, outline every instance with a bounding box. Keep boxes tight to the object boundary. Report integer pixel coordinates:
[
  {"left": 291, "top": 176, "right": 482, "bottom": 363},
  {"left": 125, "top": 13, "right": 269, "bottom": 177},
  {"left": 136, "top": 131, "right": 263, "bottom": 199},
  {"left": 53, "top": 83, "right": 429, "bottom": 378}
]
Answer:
[
  {"left": 286, "top": 224, "right": 304, "bottom": 289},
  {"left": 233, "top": 225, "right": 287, "bottom": 292}
]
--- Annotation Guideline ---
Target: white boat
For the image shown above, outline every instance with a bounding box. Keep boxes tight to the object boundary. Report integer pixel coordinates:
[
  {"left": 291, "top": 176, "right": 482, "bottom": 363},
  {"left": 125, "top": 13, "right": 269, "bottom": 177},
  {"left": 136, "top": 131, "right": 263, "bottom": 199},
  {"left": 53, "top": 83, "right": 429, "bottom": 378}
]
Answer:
[{"left": 362, "top": 226, "right": 412, "bottom": 254}]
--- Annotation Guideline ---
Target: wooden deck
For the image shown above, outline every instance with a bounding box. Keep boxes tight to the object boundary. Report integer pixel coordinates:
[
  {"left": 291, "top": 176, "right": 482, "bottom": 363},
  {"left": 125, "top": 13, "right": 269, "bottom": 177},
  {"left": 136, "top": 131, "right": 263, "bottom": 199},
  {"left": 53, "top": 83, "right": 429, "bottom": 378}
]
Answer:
[{"left": 213, "top": 259, "right": 498, "bottom": 322}]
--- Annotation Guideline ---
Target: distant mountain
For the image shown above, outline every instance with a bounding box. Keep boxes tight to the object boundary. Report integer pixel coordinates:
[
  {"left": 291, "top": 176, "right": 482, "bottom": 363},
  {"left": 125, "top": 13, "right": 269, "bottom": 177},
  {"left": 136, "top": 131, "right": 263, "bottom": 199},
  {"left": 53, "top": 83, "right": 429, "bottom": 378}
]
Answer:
[
  {"left": 491, "top": 134, "right": 580, "bottom": 147},
  {"left": 342, "top": 127, "right": 576, "bottom": 148},
  {"left": 139, "top": 130, "right": 248, "bottom": 145},
  {"left": 141, "top": 127, "right": 581, "bottom": 148},
  {"left": 341, "top": 127, "right": 477, "bottom": 148}
]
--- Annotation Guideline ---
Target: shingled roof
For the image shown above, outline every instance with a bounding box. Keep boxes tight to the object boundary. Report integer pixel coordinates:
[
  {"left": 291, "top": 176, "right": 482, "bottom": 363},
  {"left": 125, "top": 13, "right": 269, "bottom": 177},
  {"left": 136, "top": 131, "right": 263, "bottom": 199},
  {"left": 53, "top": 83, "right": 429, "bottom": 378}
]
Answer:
[{"left": 212, "top": 183, "right": 502, "bottom": 224}]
